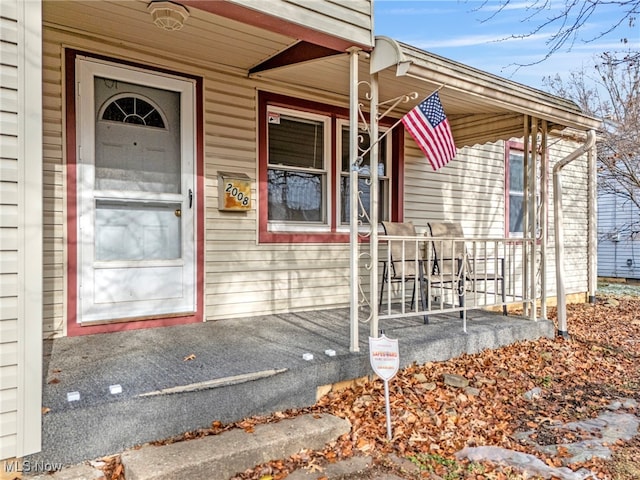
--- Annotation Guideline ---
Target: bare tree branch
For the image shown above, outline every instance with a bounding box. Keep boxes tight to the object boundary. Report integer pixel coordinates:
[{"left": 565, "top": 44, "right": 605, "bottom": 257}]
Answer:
[
  {"left": 475, "top": 0, "right": 640, "bottom": 65},
  {"left": 544, "top": 53, "right": 640, "bottom": 238}
]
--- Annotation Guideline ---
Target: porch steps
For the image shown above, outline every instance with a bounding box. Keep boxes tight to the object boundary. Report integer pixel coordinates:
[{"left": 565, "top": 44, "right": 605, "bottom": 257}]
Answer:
[{"left": 119, "top": 414, "right": 351, "bottom": 480}]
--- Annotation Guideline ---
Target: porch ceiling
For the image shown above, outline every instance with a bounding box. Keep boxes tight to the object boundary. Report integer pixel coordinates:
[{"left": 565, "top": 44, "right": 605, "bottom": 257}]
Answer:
[{"left": 43, "top": 0, "right": 299, "bottom": 72}]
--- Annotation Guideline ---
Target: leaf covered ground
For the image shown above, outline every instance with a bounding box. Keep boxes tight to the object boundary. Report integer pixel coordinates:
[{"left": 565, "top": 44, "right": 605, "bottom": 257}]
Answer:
[{"left": 106, "top": 295, "right": 640, "bottom": 480}]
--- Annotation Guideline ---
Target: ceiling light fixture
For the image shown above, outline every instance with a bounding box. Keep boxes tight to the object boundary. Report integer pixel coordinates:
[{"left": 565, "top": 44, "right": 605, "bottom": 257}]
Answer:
[{"left": 147, "top": 1, "right": 189, "bottom": 31}]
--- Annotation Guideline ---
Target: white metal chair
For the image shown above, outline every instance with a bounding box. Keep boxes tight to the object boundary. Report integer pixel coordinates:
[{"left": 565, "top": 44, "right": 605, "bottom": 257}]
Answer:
[
  {"left": 428, "top": 222, "right": 507, "bottom": 317},
  {"left": 380, "top": 221, "right": 428, "bottom": 322}
]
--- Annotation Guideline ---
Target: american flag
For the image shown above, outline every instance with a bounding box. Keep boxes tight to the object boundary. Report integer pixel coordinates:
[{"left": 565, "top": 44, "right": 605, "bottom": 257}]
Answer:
[{"left": 402, "top": 92, "right": 457, "bottom": 170}]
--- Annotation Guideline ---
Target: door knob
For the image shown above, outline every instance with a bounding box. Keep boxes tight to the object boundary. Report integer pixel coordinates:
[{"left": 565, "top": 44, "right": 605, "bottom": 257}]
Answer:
[{"left": 174, "top": 208, "right": 182, "bottom": 217}]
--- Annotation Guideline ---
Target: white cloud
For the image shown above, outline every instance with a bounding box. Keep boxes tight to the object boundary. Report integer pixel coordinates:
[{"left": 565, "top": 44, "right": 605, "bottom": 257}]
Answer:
[
  {"left": 478, "top": 1, "right": 542, "bottom": 11},
  {"left": 383, "top": 7, "right": 457, "bottom": 15},
  {"left": 408, "top": 31, "right": 550, "bottom": 49}
]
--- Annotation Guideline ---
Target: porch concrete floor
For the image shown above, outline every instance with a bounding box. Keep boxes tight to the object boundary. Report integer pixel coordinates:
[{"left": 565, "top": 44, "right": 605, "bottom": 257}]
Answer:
[{"left": 29, "top": 307, "right": 554, "bottom": 467}]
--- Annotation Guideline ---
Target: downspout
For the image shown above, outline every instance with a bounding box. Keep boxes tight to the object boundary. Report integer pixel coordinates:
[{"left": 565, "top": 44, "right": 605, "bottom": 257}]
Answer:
[
  {"left": 587, "top": 141, "right": 597, "bottom": 303},
  {"left": 553, "top": 129, "right": 596, "bottom": 337}
]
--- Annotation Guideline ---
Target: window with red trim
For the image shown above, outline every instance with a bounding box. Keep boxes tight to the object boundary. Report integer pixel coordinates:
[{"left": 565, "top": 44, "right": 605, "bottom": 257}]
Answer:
[
  {"left": 259, "top": 92, "right": 400, "bottom": 243},
  {"left": 505, "top": 141, "right": 542, "bottom": 237}
]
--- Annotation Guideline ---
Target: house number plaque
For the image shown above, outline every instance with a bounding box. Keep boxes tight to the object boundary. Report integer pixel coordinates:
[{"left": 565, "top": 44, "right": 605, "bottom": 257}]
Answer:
[{"left": 218, "top": 171, "right": 252, "bottom": 211}]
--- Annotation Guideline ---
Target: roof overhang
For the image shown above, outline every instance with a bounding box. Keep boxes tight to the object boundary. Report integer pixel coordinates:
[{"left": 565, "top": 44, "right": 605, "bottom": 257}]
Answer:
[
  {"left": 245, "top": 35, "right": 601, "bottom": 148},
  {"left": 371, "top": 37, "right": 601, "bottom": 146}
]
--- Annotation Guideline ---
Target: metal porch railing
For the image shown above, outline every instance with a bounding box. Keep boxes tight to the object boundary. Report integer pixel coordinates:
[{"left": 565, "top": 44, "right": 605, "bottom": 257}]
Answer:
[{"left": 378, "top": 234, "right": 536, "bottom": 332}]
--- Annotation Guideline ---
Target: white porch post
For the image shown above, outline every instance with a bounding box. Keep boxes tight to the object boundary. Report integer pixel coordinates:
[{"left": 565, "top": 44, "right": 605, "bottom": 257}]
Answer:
[
  {"left": 540, "top": 120, "right": 548, "bottom": 319},
  {"left": 529, "top": 116, "right": 538, "bottom": 322},
  {"left": 349, "top": 48, "right": 360, "bottom": 352},
  {"left": 369, "top": 72, "right": 380, "bottom": 338},
  {"left": 522, "top": 116, "right": 530, "bottom": 315}
]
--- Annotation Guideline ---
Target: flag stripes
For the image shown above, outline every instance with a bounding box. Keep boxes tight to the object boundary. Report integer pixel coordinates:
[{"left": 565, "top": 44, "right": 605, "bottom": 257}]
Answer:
[{"left": 402, "top": 92, "right": 457, "bottom": 170}]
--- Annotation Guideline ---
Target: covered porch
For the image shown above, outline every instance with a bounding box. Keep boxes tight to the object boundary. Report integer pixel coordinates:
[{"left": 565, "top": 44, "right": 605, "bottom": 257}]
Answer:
[
  {"left": 30, "top": 307, "right": 553, "bottom": 465},
  {"left": 38, "top": 1, "right": 602, "bottom": 340}
]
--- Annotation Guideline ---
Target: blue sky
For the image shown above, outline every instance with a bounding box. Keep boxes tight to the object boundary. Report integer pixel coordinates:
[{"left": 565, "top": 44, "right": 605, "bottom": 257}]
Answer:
[{"left": 373, "top": 0, "right": 640, "bottom": 90}]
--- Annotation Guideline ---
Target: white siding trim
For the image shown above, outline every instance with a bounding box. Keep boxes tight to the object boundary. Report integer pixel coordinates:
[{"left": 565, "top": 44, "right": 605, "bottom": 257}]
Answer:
[{"left": 15, "top": 0, "right": 43, "bottom": 458}]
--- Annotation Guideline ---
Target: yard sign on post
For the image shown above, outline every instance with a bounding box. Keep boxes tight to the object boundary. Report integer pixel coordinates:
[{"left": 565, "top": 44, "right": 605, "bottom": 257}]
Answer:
[{"left": 369, "top": 333, "right": 399, "bottom": 440}]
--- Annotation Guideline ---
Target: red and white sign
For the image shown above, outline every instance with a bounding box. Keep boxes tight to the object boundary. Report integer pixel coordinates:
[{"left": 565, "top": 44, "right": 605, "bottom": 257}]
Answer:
[
  {"left": 369, "top": 334, "right": 399, "bottom": 381},
  {"left": 267, "top": 112, "right": 280, "bottom": 124}
]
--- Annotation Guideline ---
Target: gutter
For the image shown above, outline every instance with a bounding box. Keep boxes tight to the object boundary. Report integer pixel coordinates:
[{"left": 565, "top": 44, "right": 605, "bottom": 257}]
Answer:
[
  {"left": 553, "top": 130, "right": 596, "bottom": 338},
  {"left": 587, "top": 140, "right": 598, "bottom": 304}
]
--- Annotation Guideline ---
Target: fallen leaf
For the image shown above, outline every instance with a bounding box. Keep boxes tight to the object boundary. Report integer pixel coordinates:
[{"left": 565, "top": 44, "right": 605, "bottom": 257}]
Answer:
[
  {"left": 305, "top": 461, "right": 323, "bottom": 473},
  {"left": 42, "top": 407, "right": 51, "bottom": 415},
  {"left": 111, "top": 462, "right": 123, "bottom": 480},
  {"left": 183, "top": 354, "right": 196, "bottom": 361},
  {"left": 47, "top": 377, "right": 60, "bottom": 384}
]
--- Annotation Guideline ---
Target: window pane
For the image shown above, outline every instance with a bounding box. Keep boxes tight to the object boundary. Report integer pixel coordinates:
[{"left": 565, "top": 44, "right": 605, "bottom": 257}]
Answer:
[
  {"left": 268, "top": 169, "right": 324, "bottom": 222},
  {"left": 340, "top": 176, "right": 386, "bottom": 224},
  {"left": 101, "top": 96, "right": 165, "bottom": 128},
  {"left": 269, "top": 116, "right": 324, "bottom": 169},
  {"left": 509, "top": 152, "right": 524, "bottom": 192},
  {"left": 94, "top": 78, "right": 180, "bottom": 193},
  {"left": 95, "top": 200, "right": 181, "bottom": 261},
  {"left": 509, "top": 194, "right": 524, "bottom": 233},
  {"left": 341, "top": 127, "right": 386, "bottom": 176}
]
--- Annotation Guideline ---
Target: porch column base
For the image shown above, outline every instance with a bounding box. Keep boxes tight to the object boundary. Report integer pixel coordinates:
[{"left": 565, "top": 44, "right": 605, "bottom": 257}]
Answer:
[
  {"left": 557, "top": 329, "right": 570, "bottom": 339},
  {"left": 588, "top": 295, "right": 596, "bottom": 304}
]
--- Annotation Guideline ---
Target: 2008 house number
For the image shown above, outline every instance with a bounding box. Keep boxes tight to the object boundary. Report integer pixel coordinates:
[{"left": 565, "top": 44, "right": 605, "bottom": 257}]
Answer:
[{"left": 226, "top": 182, "right": 250, "bottom": 206}]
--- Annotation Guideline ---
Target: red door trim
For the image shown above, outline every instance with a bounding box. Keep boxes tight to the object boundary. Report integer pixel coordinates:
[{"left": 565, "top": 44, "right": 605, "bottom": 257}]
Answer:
[{"left": 65, "top": 49, "right": 204, "bottom": 336}]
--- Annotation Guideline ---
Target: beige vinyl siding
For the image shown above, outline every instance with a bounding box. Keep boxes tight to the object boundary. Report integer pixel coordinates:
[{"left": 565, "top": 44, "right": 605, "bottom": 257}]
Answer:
[
  {"left": 0, "top": 0, "right": 42, "bottom": 460},
  {"left": 404, "top": 141, "right": 506, "bottom": 238},
  {"left": 0, "top": 0, "right": 20, "bottom": 459},
  {"left": 42, "top": 33, "right": 65, "bottom": 338},
  {"left": 403, "top": 134, "right": 590, "bottom": 300},
  {"left": 547, "top": 139, "right": 590, "bottom": 295},
  {"left": 228, "top": 0, "right": 373, "bottom": 47}
]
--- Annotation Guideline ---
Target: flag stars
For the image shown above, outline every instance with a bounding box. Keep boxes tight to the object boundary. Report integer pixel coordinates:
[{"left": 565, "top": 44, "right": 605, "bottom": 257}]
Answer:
[{"left": 420, "top": 97, "right": 447, "bottom": 127}]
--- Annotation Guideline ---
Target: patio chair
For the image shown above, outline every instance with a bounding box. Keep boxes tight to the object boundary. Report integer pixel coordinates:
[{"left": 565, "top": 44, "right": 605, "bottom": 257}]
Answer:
[
  {"left": 427, "top": 222, "right": 507, "bottom": 317},
  {"left": 380, "top": 221, "right": 428, "bottom": 322}
]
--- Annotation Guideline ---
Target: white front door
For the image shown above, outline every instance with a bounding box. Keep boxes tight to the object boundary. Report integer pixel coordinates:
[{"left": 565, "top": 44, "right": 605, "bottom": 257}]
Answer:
[{"left": 76, "top": 58, "right": 196, "bottom": 323}]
